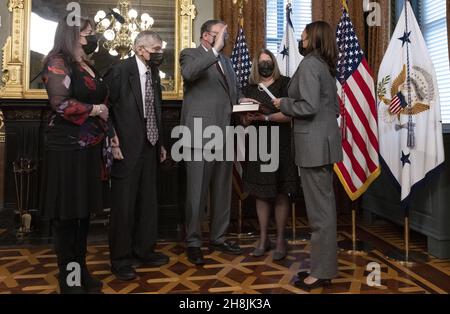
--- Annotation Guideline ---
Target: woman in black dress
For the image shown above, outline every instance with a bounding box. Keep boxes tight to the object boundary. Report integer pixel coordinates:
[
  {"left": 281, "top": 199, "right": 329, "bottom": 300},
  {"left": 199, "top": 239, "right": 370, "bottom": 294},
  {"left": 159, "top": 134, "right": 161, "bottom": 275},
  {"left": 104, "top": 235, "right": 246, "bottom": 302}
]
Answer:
[
  {"left": 41, "top": 16, "right": 117, "bottom": 294},
  {"left": 241, "top": 49, "right": 299, "bottom": 261}
]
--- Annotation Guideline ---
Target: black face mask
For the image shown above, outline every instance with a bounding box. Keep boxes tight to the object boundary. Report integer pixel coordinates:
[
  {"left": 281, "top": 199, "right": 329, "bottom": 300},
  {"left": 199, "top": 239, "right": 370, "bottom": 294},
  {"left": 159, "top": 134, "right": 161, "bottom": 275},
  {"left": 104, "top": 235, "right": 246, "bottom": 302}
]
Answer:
[
  {"left": 258, "top": 61, "right": 275, "bottom": 78},
  {"left": 82, "top": 34, "right": 98, "bottom": 55},
  {"left": 298, "top": 40, "right": 308, "bottom": 57},
  {"left": 146, "top": 52, "right": 164, "bottom": 67}
]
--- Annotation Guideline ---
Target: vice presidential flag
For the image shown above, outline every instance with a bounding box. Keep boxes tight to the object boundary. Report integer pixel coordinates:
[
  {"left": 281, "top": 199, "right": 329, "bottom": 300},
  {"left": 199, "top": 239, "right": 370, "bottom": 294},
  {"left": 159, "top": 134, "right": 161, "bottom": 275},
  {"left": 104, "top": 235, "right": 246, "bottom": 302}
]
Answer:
[
  {"left": 276, "top": 3, "right": 302, "bottom": 77},
  {"left": 334, "top": 2, "right": 380, "bottom": 201},
  {"left": 377, "top": 1, "right": 445, "bottom": 205}
]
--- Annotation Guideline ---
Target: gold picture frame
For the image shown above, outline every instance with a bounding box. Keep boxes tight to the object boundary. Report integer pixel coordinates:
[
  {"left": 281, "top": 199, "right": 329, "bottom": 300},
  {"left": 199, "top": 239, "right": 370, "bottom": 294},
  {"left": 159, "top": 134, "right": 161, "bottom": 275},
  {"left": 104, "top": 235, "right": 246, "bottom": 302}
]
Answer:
[{"left": 0, "top": 0, "right": 197, "bottom": 100}]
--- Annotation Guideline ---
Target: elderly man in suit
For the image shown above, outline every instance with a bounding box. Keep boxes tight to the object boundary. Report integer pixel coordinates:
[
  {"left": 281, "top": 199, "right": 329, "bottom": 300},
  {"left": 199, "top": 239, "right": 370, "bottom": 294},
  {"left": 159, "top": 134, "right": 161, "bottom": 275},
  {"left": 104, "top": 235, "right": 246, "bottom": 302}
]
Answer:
[
  {"left": 105, "top": 31, "right": 169, "bottom": 281},
  {"left": 179, "top": 20, "right": 256, "bottom": 265}
]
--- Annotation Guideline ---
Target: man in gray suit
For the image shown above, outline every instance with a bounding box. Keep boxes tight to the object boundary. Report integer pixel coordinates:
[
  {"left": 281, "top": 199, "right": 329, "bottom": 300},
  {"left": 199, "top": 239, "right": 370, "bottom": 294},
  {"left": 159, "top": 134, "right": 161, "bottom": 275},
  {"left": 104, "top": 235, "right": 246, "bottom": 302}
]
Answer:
[
  {"left": 180, "top": 20, "right": 253, "bottom": 264},
  {"left": 274, "top": 21, "right": 343, "bottom": 289}
]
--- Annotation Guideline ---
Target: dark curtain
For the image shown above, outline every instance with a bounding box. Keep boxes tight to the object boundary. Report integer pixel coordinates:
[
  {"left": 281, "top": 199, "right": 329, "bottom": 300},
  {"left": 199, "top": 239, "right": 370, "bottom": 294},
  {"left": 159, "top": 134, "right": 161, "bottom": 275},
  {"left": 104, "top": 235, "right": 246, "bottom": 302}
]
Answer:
[
  {"left": 367, "top": 0, "right": 391, "bottom": 79},
  {"left": 214, "top": 0, "right": 266, "bottom": 58}
]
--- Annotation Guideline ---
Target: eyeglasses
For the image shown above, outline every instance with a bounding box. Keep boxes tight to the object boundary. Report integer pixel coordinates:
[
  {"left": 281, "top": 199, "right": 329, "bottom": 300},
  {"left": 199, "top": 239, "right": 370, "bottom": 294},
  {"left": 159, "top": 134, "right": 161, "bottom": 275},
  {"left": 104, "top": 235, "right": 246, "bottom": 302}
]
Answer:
[{"left": 208, "top": 31, "right": 229, "bottom": 40}]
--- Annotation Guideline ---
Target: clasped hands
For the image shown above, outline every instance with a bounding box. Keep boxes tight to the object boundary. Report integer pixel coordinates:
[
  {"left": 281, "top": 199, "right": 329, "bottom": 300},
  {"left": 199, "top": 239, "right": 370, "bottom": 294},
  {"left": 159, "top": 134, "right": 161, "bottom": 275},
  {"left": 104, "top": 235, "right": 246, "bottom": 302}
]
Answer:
[{"left": 91, "top": 104, "right": 109, "bottom": 121}]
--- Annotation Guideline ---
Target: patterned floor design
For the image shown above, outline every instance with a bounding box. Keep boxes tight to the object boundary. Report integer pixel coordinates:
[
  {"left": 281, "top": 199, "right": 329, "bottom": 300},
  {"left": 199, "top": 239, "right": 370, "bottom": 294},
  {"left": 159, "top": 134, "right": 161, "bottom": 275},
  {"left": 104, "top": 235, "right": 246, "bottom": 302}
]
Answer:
[{"left": 1, "top": 217, "right": 450, "bottom": 294}]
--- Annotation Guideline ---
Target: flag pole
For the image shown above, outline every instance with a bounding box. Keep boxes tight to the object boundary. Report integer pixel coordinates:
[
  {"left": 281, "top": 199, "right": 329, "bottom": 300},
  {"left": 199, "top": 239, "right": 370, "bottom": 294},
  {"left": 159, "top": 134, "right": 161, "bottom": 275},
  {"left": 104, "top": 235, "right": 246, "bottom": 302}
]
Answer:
[
  {"left": 291, "top": 201, "right": 296, "bottom": 241},
  {"left": 338, "top": 201, "right": 371, "bottom": 254},
  {"left": 386, "top": 206, "right": 427, "bottom": 266},
  {"left": 285, "top": 2, "right": 292, "bottom": 77},
  {"left": 233, "top": 0, "right": 247, "bottom": 28},
  {"left": 229, "top": 192, "right": 254, "bottom": 239},
  {"left": 287, "top": 195, "right": 311, "bottom": 245},
  {"left": 238, "top": 198, "right": 243, "bottom": 237},
  {"left": 341, "top": 0, "right": 349, "bottom": 12}
]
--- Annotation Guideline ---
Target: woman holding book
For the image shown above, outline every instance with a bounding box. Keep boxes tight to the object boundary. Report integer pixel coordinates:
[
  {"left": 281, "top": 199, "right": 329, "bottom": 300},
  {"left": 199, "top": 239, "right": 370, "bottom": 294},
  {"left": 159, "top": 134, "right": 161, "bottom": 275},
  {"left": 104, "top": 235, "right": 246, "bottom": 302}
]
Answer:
[{"left": 240, "top": 49, "right": 299, "bottom": 261}]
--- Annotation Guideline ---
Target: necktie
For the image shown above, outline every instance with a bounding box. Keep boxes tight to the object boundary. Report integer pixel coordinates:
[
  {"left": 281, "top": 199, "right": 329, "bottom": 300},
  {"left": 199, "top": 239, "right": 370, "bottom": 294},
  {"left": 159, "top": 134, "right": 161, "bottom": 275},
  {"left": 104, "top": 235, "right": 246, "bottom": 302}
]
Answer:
[
  {"left": 216, "top": 58, "right": 230, "bottom": 93},
  {"left": 145, "top": 70, "right": 159, "bottom": 145}
]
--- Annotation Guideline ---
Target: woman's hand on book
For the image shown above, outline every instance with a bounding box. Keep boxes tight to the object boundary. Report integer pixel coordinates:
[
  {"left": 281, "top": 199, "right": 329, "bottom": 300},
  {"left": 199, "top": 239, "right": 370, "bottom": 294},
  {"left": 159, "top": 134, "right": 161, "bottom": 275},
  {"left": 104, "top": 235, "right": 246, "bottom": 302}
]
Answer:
[{"left": 239, "top": 98, "right": 260, "bottom": 105}]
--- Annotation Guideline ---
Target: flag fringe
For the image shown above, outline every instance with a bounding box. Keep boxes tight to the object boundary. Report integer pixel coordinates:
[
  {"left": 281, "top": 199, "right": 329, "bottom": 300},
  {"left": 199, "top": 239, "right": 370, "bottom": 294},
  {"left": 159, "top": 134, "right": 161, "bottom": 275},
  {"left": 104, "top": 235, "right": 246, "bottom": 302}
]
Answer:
[{"left": 333, "top": 165, "right": 381, "bottom": 201}]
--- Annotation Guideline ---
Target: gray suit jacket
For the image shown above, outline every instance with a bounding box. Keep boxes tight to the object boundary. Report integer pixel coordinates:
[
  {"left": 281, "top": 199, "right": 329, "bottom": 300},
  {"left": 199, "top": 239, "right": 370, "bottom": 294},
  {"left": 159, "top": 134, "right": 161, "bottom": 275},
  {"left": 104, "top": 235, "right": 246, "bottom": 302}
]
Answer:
[
  {"left": 180, "top": 46, "right": 241, "bottom": 149},
  {"left": 280, "top": 54, "right": 343, "bottom": 168}
]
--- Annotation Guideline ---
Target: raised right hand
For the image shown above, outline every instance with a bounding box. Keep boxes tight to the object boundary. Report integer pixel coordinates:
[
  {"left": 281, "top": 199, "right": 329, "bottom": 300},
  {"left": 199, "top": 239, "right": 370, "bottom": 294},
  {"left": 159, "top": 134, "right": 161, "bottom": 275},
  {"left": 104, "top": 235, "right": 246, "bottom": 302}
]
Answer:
[{"left": 213, "top": 24, "right": 228, "bottom": 52}]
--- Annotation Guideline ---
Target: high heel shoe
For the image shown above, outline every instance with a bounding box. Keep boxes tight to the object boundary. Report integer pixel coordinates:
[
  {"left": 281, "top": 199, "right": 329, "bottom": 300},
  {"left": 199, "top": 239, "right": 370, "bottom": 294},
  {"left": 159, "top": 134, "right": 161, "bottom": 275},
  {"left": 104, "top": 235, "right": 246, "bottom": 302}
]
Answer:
[
  {"left": 297, "top": 271, "right": 309, "bottom": 280},
  {"left": 294, "top": 277, "right": 332, "bottom": 291},
  {"left": 273, "top": 240, "right": 288, "bottom": 261},
  {"left": 251, "top": 240, "right": 271, "bottom": 257}
]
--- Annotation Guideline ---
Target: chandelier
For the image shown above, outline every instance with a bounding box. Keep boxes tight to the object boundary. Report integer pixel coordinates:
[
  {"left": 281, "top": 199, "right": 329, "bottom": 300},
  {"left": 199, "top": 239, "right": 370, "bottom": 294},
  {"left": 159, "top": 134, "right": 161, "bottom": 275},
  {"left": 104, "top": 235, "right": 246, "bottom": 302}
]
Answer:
[{"left": 94, "top": 0, "right": 155, "bottom": 59}]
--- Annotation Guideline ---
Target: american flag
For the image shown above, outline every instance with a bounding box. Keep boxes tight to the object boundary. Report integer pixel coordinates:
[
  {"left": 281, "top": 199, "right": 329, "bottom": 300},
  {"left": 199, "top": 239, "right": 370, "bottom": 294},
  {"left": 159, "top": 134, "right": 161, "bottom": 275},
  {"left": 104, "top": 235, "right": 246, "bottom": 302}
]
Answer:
[
  {"left": 230, "top": 26, "right": 251, "bottom": 200},
  {"left": 231, "top": 26, "right": 252, "bottom": 88},
  {"left": 334, "top": 3, "right": 380, "bottom": 201}
]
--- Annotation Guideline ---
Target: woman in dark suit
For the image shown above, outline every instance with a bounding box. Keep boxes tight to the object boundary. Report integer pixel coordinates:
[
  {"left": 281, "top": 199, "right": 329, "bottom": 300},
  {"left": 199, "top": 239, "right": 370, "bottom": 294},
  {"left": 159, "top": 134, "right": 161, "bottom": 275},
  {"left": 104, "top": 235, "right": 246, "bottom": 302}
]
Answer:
[
  {"left": 273, "top": 21, "right": 343, "bottom": 290},
  {"left": 41, "top": 16, "right": 117, "bottom": 294}
]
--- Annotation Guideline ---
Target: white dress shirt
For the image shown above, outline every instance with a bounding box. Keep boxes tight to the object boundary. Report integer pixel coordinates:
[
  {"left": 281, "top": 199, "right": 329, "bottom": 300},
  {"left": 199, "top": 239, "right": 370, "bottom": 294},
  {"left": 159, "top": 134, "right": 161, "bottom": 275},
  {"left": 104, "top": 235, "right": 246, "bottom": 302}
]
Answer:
[{"left": 136, "top": 56, "right": 149, "bottom": 118}]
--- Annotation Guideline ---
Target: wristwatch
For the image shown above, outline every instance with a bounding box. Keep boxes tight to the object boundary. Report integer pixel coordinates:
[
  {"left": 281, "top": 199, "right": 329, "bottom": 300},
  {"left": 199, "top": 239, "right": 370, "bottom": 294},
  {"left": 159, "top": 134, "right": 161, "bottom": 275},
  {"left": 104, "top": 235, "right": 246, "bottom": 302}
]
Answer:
[{"left": 264, "top": 115, "right": 270, "bottom": 122}]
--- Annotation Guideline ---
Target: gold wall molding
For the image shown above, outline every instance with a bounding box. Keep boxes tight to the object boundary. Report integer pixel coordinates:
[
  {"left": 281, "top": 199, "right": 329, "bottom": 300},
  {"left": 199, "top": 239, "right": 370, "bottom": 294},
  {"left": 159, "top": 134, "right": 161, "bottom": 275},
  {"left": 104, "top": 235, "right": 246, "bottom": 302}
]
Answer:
[
  {"left": 8, "top": 0, "right": 24, "bottom": 11},
  {"left": 0, "top": 0, "right": 196, "bottom": 100},
  {"left": 1, "top": 0, "right": 25, "bottom": 98}
]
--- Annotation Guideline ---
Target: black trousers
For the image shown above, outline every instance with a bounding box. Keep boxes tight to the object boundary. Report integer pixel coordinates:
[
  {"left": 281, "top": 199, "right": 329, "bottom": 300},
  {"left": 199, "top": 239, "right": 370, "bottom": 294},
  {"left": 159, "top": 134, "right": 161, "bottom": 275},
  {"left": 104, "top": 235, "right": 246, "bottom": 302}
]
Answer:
[
  {"left": 109, "top": 143, "right": 159, "bottom": 269},
  {"left": 52, "top": 219, "right": 90, "bottom": 277}
]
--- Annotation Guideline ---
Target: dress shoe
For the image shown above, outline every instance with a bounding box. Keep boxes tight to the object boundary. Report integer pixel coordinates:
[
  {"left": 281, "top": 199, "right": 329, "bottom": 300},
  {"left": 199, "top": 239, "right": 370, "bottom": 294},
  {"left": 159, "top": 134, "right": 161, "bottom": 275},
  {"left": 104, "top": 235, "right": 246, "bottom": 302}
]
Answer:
[
  {"left": 273, "top": 240, "right": 288, "bottom": 261},
  {"left": 58, "top": 280, "right": 86, "bottom": 294},
  {"left": 81, "top": 265, "right": 103, "bottom": 293},
  {"left": 111, "top": 265, "right": 137, "bottom": 281},
  {"left": 187, "top": 247, "right": 205, "bottom": 265},
  {"left": 272, "top": 249, "right": 287, "bottom": 261},
  {"left": 210, "top": 240, "right": 242, "bottom": 255},
  {"left": 251, "top": 240, "right": 271, "bottom": 257},
  {"left": 294, "top": 278, "right": 332, "bottom": 291},
  {"left": 58, "top": 272, "right": 86, "bottom": 294},
  {"left": 134, "top": 252, "right": 170, "bottom": 267},
  {"left": 297, "top": 271, "right": 310, "bottom": 280},
  {"left": 59, "top": 284, "right": 86, "bottom": 294}
]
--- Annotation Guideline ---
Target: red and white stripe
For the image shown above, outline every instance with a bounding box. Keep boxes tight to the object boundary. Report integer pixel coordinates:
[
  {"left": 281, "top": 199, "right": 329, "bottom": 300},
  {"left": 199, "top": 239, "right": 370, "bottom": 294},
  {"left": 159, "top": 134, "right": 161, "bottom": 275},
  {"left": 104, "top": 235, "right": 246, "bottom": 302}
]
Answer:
[
  {"left": 389, "top": 95, "right": 403, "bottom": 114},
  {"left": 335, "top": 58, "right": 380, "bottom": 200}
]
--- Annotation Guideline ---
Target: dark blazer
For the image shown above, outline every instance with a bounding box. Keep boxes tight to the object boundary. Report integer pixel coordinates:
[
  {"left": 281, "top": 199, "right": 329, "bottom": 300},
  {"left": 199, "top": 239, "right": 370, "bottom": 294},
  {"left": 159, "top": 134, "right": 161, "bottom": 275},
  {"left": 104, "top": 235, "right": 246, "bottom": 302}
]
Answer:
[
  {"left": 180, "top": 46, "right": 242, "bottom": 149},
  {"left": 280, "top": 54, "right": 343, "bottom": 168},
  {"left": 105, "top": 56, "right": 164, "bottom": 178}
]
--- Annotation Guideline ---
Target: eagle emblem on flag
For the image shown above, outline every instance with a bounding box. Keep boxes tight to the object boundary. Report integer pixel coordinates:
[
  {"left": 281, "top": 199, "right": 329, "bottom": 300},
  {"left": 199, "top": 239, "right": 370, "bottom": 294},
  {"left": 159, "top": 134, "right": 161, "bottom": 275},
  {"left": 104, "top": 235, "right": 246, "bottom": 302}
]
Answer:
[{"left": 377, "top": 64, "right": 436, "bottom": 123}]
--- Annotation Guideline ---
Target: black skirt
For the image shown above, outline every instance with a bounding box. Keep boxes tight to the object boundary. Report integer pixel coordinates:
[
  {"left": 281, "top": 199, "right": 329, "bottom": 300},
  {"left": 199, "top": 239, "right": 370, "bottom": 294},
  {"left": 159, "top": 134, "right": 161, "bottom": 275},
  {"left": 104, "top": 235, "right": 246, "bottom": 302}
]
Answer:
[
  {"left": 243, "top": 123, "right": 300, "bottom": 200},
  {"left": 40, "top": 144, "right": 104, "bottom": 220}
]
